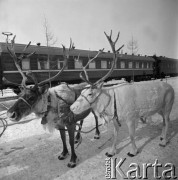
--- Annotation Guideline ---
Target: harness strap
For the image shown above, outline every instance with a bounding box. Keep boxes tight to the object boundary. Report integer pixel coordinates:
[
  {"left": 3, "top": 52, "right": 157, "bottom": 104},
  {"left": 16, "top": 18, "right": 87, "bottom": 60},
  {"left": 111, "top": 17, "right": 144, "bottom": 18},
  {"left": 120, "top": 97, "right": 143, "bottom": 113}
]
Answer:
[
  {"left": 99, "top": 91, "right": 121, "bottom": 126},
  {"left": 55, "top": 90, "right": 72, "bottom": 105},
  {"left": 41, "top": 93, "right": 51, "bottom": 125},
  {"left": 19, "top": 97, "right": 32, "bottom": 109},
  {"left": 80, "top": 91, "right": 102, "bottom": 107}
]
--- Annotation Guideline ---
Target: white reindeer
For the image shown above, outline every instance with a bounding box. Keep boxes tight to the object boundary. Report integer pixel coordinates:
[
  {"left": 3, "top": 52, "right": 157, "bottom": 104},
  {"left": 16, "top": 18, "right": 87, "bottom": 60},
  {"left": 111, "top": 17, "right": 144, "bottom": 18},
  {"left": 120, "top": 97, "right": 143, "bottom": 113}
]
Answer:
[{"left": 70, "top": 31, "right": 175, "bottom": 157}]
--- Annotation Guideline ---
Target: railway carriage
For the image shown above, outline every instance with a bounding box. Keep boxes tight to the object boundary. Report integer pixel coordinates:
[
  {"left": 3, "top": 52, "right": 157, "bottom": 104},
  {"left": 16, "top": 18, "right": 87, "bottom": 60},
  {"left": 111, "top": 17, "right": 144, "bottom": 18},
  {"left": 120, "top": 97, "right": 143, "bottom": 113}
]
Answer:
[
  {"left": 152, "top": 55, "right": 178, "bottom": 78},
  {"left": 0, "top": 42, "right": 177, "bottom": 90}
]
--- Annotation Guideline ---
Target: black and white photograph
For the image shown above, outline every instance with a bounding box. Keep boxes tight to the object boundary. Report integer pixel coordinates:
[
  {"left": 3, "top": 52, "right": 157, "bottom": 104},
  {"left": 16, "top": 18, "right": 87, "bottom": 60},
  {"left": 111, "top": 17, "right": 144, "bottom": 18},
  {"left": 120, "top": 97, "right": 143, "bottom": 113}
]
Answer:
[{"left": 0, "top": 0, "right": 178, "bottom": 179}]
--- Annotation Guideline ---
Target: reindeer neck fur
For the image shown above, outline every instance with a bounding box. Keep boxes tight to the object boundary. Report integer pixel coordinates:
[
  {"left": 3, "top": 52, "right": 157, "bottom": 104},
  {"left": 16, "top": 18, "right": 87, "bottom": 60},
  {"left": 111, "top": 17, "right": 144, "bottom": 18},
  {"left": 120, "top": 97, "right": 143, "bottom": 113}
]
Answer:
[
  {"left": 91, "top": 88, "right": 115, "bottom": 122},
  {"left": 91, "top": 82, "right": 128, "bottom": 114},
  {"left": 34, "top": 91, "right": 50, "bottom": 117}
]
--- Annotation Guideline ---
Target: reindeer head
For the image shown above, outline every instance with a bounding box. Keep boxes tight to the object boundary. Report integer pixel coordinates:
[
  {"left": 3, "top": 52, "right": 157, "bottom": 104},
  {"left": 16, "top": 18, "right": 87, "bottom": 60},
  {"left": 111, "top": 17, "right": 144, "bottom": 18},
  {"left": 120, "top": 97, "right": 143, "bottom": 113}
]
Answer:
[
  {"left": 6, "top": 36, "right": 74, "bottom": 121},
  {"left": 7, "top": 84, "right": 49, "bottom": 121},
  {"left": 70, "top": 31, "right": 124, "bottom": 114}
]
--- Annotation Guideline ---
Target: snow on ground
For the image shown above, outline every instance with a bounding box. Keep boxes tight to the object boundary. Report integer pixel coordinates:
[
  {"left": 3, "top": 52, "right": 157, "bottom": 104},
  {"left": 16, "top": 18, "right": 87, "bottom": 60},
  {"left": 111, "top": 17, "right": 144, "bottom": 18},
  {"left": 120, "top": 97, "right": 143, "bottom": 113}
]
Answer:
[
  {"left": 0, "top": 77, "right": 178, "bottom": 180},
  {"left": 0, "top": 89, "right": 17, "bottom": 98}
]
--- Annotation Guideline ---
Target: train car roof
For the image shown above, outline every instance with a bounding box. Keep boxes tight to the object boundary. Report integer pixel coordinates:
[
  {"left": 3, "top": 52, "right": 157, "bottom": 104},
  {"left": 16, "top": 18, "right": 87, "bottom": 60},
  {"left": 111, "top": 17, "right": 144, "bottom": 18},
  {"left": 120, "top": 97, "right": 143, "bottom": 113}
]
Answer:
[
  {"left": 154, "top": 56, "right": 178, "bottom": 62},
  {"left": 0, "top": 42, "right": 154, "bottom": 61}
]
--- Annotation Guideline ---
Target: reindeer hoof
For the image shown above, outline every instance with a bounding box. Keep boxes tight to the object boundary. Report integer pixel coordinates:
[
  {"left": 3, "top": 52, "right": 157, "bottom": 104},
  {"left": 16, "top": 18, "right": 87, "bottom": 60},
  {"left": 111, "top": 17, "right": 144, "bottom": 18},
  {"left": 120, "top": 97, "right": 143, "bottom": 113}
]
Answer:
[
  {"left": 159, "top": 143, "right": 166, "bottom": 147},
  {"left": 105, "top": 152, "right": 115, "bottom": 157},
  {"left": 159, "top": 139, "right": 169, "bottom": 147},
  {"left": 67, "top": 158, "right": 79, "bottom": 168},
  {"left": 75, "top": 136, "right": 82, "bottom": 144},
  {"left": 75, "top": 139, "right": 79, "bottom": 144},
  {"left": 58, "top": 152, "right": 69, "bottom": 160},
  {"left": 127, "top": 151, "right": 139, "bottom": 157},
  {"left": 94, "top": 134, "right": 100, "bottom": 139},
  {"left": 67, "top": 162, "right": 77, "bottom": 168}
]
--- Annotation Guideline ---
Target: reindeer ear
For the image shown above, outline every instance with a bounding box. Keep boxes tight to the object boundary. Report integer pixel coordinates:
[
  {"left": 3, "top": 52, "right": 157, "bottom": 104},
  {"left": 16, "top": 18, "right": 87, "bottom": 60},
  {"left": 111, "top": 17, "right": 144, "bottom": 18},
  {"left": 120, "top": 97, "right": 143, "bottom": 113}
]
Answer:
[
  {"left": 96, "top": 82, "right": 104, "bottom": 89},
  {"left": 39, "top": 84, "right": 49, "bottom": 94}
]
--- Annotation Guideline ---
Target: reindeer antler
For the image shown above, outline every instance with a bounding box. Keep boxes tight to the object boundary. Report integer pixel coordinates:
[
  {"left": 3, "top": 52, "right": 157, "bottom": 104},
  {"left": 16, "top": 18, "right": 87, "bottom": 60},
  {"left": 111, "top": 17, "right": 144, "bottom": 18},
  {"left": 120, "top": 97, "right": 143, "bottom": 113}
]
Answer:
[
  {"left": 79, "top": 48, "right": 104, "bottom": 85},
  {"left": 5, "top": 35, "right": 36, "bottom": 88},
  {"left": 2, "top": 77, "right": 21, "bottom": 87},
  {"left": 38, "top": 38, "right": 75, "bottom": 86},
  {"left": 93, "top": 31, "right": 124, "bottom": 85},
  {"left": 79, "top": 30, "right": 124, "bottom": 86}
]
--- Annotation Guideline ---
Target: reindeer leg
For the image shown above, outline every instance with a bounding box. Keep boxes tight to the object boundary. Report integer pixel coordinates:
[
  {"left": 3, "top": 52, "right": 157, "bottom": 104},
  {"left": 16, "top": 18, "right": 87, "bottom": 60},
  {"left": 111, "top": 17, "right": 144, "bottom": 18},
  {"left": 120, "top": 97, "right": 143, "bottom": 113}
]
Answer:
[
  {"left": 67, "top": 124, "right": 79, "bottom": 168},
  {"left": 158, "top": 111, "right": 165, "bottom": 141},
  {"left": 127, "top": 119, "right": 139, "bottom": 157},
  {"left": 75, "top": 120, "right": 83, "bottom": 144},
  {"left": 159, "top": 113, "right": 170, "bottom": 147},
  {"left": 58, "top": 126, "right": 69, "bottom": 160},
  {"left": 105, "top": 117, "right": 119, "bottom": 157},
  {"left": 93, "top": 111, "right": 100, "bottom": 139}
]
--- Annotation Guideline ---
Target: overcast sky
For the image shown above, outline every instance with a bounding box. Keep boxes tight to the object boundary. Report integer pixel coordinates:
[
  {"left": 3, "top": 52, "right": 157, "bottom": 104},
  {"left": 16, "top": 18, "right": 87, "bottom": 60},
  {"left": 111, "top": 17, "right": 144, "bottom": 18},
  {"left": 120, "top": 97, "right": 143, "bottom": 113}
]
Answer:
[{"left": 0, "top": 0, "right": 177, "bottom": 58}]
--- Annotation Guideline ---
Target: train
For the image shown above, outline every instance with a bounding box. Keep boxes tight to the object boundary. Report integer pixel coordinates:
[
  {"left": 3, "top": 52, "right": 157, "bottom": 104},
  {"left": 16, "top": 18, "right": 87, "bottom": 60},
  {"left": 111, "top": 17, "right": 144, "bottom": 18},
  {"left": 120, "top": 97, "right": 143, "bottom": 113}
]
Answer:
[{"left": 0, "top": 42, "right": 178, "bottom": 91}]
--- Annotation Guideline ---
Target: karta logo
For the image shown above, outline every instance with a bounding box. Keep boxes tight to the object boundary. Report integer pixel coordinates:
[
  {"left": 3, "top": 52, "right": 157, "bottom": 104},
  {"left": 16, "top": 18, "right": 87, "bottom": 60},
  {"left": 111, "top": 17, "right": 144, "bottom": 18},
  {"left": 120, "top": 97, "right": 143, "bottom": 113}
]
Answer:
[{"left": 105, "top": 157, "right": 177, "bottom": 179}]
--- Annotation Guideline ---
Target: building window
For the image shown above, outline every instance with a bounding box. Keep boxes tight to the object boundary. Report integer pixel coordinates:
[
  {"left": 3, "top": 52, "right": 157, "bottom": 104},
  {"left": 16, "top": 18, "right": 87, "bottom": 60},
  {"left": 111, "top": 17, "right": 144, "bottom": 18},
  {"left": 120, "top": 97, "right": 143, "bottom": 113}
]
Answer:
[
  {"left": 89, "top": 61, "right": 96, "bottom": 69},
  {"left": 128, "top": 62, "right": 133, "bottom": 68},
  {"left": 120, "top": 61, "right": 125, "bottom": 69},
  {"left": 147, "top": 62, "right": 149, "bottom": 68},
  {"left": 101, "top": 60, "right": 107, "bottom": 69},
  {"left": 136, "top": 62, "right": 139, "bottom": 69},
  {"left": 22, "top": 58, "right": 30, "bottom": 70}
]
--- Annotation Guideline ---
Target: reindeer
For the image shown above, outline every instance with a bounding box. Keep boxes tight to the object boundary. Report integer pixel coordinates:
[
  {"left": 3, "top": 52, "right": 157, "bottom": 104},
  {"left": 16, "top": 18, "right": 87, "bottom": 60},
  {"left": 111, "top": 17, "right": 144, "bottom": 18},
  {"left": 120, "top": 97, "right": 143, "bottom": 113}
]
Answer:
[
  {"left": 6, "top": 36, "right": 100, "bottom": 168},
  {"left": 70, "top": 31, "right": 175, "bottom": 157}
]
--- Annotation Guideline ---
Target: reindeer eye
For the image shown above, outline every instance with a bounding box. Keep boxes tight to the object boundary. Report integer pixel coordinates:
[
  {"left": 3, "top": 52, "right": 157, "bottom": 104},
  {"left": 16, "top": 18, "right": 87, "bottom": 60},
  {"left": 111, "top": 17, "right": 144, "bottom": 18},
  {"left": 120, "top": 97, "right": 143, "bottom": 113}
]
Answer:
[
  {"left": 28, "top": 96, "right": 35, "bottom": 101},
  {"left": 88, "top": 93, "right": 92, "bottom": 96}
]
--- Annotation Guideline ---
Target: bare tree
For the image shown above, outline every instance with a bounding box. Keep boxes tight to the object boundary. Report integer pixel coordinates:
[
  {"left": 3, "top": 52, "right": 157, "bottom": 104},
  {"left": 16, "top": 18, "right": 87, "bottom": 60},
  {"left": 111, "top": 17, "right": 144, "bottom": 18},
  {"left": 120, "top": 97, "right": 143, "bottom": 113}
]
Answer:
[
  {"left": 43, "top": 17, "right": 58, "bottom": 47},
  {"left": 43, "top": 16, "right": 58, "bottom": 87},
  {"left": 127, "top": 35, "right": 138, "bottom": 55}
]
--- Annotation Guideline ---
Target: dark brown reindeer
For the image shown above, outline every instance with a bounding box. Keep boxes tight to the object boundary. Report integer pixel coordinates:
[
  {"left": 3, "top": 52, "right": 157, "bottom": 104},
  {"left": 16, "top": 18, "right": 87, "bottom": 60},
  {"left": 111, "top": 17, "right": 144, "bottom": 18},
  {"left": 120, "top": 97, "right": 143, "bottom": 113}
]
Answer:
[{"left": 6, "top": 36, "right": 100, "bottom": 168}]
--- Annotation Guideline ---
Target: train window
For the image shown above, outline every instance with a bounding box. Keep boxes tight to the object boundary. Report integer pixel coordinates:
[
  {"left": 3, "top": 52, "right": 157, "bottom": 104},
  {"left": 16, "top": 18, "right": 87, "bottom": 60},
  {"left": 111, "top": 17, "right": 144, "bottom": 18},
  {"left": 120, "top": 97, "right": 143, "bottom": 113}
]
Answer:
[
  {"left": 150, "top": 62, "right": 152, "bottom": 69},
  {"left": 49, "top": 56, "right": 58, "bottom": 70},
  {"left": 58, "top": 61, "right": 68, "bottom": 69},
  {"left": 58, "top": 61, "right": 63, "bottom": 69},
  {"left": 38, "top": 59, "right": 49, "bottom": 70},
  {"left": 115, "top": 62, "right": 117, "bottom": 69},
  {"left": 56, "top": 57, "right": 68, "bottom": 69},
  {"left": 101, "top": 60, "right": 107, "bottom": 69},
  {"left": 74, "top": 59, "right": 82, "bottom": 69},
  {"left": 120, "top": 61, "right": 125, "bottom": 69},
  {"left": 141, "top": 62, "right": 144, "bottom": 68},
  {"left": 89, "top": 61, "right": 96, "bottom": 69},
  {"left": 136, "top": 62, "right": 139, "bottom": 68},
  {"left": 108, "top": 61, "right": 117, "bottom": 69},
  {"left": 128, "top": 62, "right": 133, "bottom": 68},
  {"left": 22, "top": 58, "right": 30, "bottom": 70}
]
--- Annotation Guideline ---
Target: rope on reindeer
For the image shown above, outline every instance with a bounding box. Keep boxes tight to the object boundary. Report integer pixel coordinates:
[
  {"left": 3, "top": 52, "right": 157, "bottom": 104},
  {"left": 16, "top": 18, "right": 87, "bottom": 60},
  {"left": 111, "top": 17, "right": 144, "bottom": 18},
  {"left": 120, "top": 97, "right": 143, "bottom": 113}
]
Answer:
[{"left": 0, "top": 117, "right": 8, "bottom": 138}]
